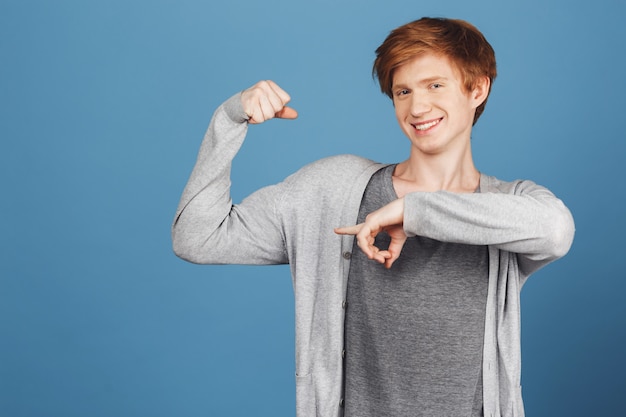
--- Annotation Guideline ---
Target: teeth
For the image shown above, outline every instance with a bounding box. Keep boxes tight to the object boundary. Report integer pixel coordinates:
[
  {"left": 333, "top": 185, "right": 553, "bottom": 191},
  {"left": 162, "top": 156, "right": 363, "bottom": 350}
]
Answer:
[{"left": 415, "top": 119, "right": 440, "bottom": 131}]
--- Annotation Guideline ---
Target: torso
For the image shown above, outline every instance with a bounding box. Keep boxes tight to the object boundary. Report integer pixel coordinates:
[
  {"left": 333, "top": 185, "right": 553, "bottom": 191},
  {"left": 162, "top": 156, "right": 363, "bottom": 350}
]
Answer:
[{"left": 343, "top": 165, "right": 488, "bottom": 417}]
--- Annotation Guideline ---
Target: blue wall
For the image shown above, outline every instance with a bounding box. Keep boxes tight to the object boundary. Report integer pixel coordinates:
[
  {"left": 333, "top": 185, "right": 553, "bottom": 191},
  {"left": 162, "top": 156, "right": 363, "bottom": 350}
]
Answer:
[{"left": 1, "top": 0, "right": 624, "bottom": 415}]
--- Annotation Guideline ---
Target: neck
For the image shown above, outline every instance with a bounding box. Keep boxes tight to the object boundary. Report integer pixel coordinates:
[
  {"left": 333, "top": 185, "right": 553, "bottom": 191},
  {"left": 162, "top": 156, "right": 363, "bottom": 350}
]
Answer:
[{"left": 392, "top": 146, "right": 480, "bottom": 197}]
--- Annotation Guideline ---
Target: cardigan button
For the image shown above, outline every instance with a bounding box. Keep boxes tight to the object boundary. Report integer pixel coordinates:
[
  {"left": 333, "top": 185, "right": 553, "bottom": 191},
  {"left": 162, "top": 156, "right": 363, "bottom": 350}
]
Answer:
[{"left": 342, "top": 251, "right": 352, "bottom": 260}]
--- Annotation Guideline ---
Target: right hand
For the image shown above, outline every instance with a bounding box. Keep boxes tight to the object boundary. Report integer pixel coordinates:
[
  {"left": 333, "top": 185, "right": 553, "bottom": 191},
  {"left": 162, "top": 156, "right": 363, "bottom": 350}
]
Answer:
[{"left": 241, "top": 80, "right": 298, "bottom": 124}]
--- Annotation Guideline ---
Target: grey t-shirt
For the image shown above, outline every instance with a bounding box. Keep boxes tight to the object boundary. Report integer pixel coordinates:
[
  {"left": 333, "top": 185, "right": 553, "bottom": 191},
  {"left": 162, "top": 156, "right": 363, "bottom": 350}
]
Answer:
[{"left": 343, "top": 165, "right": 488, "bottom": 417}]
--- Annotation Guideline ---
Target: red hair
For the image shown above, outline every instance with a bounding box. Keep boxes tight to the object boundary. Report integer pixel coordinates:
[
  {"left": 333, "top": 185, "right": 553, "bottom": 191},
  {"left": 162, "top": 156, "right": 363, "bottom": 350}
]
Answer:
[{"left": 373, "top": 17, "right": 497, "bottom": 125}]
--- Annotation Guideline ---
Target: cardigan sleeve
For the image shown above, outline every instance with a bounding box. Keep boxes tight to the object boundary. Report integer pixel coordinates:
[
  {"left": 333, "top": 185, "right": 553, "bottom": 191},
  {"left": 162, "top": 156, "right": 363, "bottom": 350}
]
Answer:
[
  {"left": 402, "top": 179, "right": 575, "bottom": 277},
  {"left": 171, "top": 93, "right": 289, "bottom": 265}
]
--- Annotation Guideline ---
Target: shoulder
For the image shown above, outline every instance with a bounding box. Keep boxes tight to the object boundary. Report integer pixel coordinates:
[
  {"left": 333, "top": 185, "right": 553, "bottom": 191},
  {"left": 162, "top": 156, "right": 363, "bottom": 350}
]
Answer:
[
  {"left": 306, "top": 154, "right": 380, "bottom": 171},
  {"left": 480, "top": 173, "right": 556, "bottom": 197},
  {"left": 277, "top": 155, "right": 387, "bottom": 206},
  {"left": 289, "top": 154, "right": 385, "bottom": 183}
]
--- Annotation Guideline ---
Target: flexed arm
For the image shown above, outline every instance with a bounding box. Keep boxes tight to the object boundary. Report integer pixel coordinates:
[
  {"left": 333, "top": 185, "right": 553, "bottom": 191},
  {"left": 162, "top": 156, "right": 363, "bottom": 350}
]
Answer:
[{"left": 172, "top": 81, "right": 298, "bottom": 265}]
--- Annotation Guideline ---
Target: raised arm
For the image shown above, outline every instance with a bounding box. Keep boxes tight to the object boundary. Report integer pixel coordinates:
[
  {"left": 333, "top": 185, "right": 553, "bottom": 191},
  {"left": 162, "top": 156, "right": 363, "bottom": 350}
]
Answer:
[{"left": 172, "top": 81, "right": 297, "bottom": 265}]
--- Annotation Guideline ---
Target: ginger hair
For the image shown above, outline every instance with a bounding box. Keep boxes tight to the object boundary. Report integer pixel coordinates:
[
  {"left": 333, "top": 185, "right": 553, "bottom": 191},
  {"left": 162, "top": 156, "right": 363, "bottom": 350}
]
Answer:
[{"left": 373, "top": 17, "right": 497, "bottom": 125}]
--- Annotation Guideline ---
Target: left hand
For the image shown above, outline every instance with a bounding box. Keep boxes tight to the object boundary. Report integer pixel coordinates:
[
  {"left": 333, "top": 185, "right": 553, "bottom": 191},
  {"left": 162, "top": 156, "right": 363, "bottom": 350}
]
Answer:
[{"left": 334, "top": 198, "right": 407, "bottom": 269}]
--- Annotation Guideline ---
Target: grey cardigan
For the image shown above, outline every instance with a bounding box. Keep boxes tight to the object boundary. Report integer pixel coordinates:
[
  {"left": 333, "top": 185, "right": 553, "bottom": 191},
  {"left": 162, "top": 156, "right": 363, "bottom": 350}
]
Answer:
[{"left": 172, "top": 94, "right": 575, "bottom": 417}]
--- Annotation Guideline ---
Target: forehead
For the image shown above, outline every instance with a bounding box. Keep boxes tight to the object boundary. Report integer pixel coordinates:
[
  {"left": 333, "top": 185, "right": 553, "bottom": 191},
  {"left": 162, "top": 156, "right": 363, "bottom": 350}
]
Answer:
[{"left": 392, "top": 53, "right": 463, "bottom": 86}]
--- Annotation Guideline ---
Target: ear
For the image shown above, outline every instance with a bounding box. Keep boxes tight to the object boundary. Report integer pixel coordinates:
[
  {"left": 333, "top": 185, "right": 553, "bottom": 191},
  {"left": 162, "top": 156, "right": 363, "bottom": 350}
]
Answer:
[{"left": 471, "top": 76, "right": 491, "bottom": 108}]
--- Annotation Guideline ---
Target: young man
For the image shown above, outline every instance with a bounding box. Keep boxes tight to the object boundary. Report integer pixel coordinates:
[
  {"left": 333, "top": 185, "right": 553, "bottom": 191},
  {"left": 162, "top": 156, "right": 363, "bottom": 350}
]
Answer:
[{"left": 172, "top": 17, "right": 574, "bottom": 417}]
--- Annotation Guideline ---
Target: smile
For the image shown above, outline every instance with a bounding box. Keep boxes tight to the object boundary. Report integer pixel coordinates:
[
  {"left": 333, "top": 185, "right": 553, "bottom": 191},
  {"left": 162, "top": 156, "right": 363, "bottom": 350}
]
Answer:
[{"left": 413, "top": 118, "right": 442, "bottom": 131}]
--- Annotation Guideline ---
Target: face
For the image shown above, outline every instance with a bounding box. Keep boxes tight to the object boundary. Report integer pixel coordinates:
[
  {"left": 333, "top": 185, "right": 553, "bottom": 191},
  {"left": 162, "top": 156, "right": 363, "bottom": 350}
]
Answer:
[{"left": 392, "top": 53, "right": 488, "bottom": 157}]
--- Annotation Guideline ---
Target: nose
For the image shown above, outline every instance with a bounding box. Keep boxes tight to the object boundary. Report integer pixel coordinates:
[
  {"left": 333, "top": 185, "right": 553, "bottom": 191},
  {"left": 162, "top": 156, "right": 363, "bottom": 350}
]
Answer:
[{"left": 410, "top": 92, "right": 431, "bottom": 117}]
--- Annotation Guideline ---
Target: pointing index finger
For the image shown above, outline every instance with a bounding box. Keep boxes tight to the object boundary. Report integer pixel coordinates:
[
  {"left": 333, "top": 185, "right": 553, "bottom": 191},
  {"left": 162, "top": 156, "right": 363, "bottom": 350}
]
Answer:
[{"left": 334, "top": 224, "right": 362, "bottom": 235}]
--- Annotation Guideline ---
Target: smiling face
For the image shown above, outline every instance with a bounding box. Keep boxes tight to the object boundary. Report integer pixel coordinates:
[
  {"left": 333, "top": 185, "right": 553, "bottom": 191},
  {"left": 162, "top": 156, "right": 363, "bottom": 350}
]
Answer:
[{"left": 392, "top": 53, "right": 489, "bottom": 157}]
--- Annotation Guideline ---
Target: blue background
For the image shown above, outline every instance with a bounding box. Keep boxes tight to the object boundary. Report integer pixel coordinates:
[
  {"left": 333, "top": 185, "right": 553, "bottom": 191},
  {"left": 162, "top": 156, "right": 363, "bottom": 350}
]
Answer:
[{"left": 1, "top": 0, "right": 624, "bottom": 416}]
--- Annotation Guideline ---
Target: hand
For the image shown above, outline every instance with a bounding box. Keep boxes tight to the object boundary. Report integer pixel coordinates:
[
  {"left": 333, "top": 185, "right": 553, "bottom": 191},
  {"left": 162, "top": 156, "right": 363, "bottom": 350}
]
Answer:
[
  {"left": 241, "top": 80, "right": 298, "bottom": 124},
  {"left": 334, "top": 198, "right": 407, "bottom": 269}
]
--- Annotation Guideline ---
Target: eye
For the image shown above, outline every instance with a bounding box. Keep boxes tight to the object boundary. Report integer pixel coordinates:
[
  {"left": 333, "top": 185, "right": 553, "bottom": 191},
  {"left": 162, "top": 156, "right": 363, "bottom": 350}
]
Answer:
[
  {"left": 430, "top": 83, "right": 443, "bottom": 89},
  {"left": 395, "top": 88, "right": 410, "bottom": 97}
]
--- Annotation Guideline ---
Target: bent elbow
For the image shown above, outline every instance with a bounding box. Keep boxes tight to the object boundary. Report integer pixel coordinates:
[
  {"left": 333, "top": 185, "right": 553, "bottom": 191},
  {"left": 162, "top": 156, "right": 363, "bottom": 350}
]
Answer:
[
  {"left": 172, "top": 238, "right": 192, "bottom": 263},
  {"left": 172, "top": 233, "right": 193, "bottom": 263},
  {"left": 543, "top": 205, "right": 575, "bottom": 259},
  {"left": 171, "top": 225, "right": 208, "bottom": 264}
]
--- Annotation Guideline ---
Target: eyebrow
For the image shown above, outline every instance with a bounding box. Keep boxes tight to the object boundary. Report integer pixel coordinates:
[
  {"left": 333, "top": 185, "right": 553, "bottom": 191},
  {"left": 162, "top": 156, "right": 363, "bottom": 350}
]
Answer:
[{"left": 392, "top": 76, "right": 449, "bottom": 89}]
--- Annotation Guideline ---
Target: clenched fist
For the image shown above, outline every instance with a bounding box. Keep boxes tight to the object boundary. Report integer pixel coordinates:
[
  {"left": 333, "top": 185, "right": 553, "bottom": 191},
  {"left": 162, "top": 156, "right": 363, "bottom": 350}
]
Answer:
[{"left": 241, "top": 80, "right": 298, "bottom": 124}]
